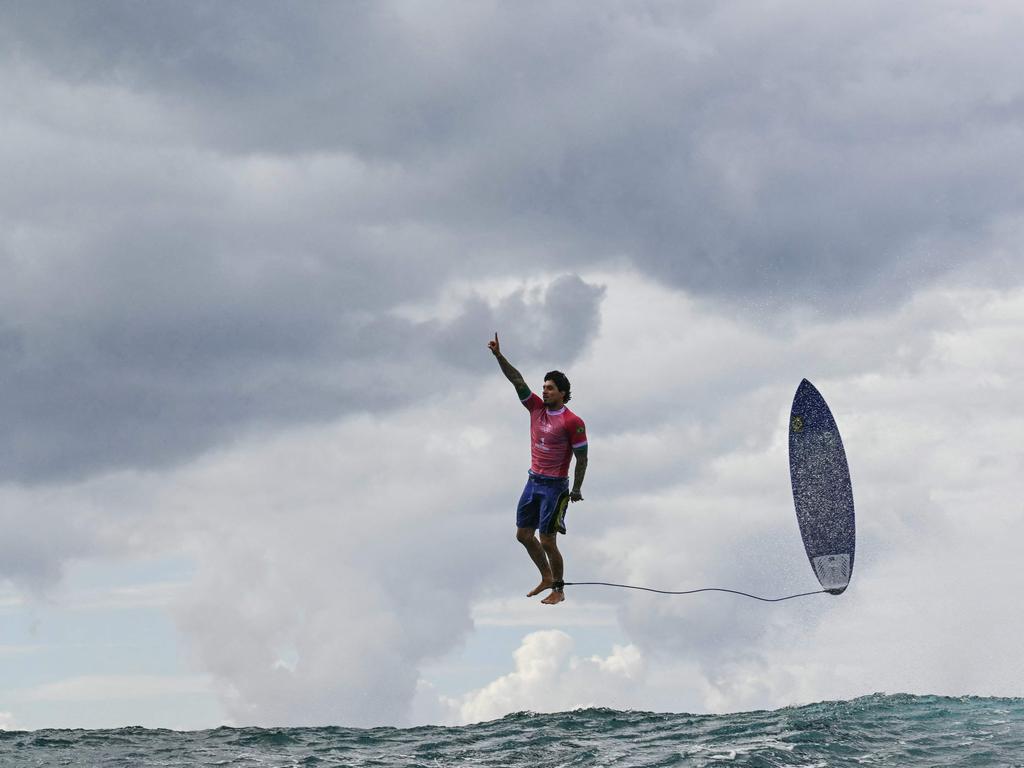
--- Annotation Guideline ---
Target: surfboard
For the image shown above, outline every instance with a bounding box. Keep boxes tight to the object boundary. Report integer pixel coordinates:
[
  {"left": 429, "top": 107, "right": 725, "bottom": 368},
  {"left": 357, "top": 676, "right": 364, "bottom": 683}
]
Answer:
[{"left": 788, "top": 379, "right": 856, "bottom": 595}]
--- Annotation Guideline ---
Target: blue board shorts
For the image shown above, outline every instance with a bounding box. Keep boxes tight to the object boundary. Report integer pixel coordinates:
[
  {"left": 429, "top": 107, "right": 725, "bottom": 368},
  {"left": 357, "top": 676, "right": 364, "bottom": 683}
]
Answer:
[{"left": 516, "top": 471, "right": 570, "bottom": 535}]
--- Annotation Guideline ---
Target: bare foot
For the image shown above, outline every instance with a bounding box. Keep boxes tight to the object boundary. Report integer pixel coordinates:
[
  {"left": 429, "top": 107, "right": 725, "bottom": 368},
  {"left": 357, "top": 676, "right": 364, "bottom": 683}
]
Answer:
[
  {"left": 541, "top": 589, "right": 565, "bottom": 605},
  {"left": 527, "top": 579, "right": 552, "bottom": 597}
]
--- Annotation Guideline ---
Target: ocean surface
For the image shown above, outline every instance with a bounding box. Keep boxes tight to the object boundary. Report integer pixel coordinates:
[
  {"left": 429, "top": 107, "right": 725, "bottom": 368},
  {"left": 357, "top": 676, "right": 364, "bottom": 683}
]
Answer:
[{"left": 2, "top": 694, "right": 1022, "bottom": 767}]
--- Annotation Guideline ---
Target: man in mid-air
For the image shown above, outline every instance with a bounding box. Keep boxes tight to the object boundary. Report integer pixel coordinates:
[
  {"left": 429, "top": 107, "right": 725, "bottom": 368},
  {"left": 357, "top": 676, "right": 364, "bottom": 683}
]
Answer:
[{"left": 488, "top": 333, "right": 588, "bottom": 605}]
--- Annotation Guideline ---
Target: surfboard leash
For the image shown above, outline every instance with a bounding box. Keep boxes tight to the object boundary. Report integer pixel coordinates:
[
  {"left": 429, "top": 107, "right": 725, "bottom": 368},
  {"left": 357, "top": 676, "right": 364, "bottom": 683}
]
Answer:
[{"left": 558, "top": 581, "right": 829, "bottom": 602}]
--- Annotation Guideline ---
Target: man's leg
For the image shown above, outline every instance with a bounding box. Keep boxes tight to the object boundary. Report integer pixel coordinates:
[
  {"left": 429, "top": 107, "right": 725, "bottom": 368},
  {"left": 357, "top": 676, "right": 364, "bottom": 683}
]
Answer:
[
  {"left": 517, "top": 527, "right": 553, "bottom": 596},
  {"left": 539, "top": 533, "right": 565, "bottom": 605}
]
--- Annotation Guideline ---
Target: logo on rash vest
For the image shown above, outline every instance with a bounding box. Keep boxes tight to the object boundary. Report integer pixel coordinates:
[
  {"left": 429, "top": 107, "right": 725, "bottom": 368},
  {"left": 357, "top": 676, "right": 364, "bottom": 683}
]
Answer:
[{"left": 576, "top": 426, "right": 585, "bottom": 434}]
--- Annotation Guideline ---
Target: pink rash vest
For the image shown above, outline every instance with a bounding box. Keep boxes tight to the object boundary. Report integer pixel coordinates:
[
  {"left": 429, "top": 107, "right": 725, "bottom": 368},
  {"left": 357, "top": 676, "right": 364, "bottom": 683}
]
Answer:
[{"left": 521, "top": 392, "right": 588, "bottom": 479}]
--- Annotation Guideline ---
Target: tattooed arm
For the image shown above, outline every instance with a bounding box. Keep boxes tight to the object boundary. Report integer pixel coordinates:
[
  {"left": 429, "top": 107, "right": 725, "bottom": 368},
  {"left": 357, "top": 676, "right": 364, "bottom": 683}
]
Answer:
[
  {"left": 570, "top": 446, "right": 587, "bottom": 501},
  {"left": 488, "top": 333, "right": 531, "bottom": 401}
]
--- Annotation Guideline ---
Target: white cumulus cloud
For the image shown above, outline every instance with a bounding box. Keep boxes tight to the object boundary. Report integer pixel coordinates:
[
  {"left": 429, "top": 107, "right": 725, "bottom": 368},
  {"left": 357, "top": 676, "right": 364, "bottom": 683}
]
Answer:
[{"left": 447, "top": 630, "right": 647, "bottom": 724}]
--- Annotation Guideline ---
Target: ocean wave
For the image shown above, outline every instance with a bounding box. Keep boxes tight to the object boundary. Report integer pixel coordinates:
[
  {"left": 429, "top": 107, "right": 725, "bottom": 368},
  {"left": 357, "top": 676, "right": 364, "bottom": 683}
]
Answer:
[{"left": 1, "top": 694, "right": 1022, "bottom": 767}]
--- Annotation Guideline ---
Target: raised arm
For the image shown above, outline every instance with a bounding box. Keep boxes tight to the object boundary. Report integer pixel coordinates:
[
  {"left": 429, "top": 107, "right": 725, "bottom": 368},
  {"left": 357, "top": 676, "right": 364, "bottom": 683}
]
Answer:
[{"left": 488, "top": 332, "right": 531, "bottom": 400}]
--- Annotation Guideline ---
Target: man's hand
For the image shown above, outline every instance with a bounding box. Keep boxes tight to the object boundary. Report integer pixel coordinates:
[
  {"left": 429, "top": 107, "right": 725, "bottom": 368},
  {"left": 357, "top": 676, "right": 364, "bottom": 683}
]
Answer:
[
  {"left": 569, "top": 490, "right": 583, "bottom": 502},
  {"left": 488, "top": 332, "right": 501, "bottom": 357}
]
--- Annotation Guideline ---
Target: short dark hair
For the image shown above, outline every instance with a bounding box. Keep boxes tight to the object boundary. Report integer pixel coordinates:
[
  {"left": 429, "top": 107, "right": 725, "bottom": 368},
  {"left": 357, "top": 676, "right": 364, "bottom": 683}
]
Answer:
[{"left": 544, "top": 370, "right": 571, "bottom": 403}]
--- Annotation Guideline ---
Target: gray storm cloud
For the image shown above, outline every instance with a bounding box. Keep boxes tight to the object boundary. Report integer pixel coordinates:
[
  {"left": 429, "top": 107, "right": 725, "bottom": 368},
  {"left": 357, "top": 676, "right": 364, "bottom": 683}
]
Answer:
[
  {"left": 7, "top": 1, "right": 1024, "bottom": 299},
  {"left": 4, "top": 1, "right": 1024, "bottom": 486},
  {"left": 0, "top": 263, "right": 602, "bottom": 484},
  {"left": 7, "top": 2, "right": 1024, "bottom": 303}
]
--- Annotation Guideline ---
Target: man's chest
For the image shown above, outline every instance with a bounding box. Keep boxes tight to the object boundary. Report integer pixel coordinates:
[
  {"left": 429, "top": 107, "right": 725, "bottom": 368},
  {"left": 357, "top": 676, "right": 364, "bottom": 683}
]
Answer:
[{"left": 532, "top": 414, "right": 568, "bottom": 444}]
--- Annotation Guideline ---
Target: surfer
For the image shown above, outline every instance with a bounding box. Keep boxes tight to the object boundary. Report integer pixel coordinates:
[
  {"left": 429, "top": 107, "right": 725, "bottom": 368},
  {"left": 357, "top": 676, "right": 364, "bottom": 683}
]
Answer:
[{"left": 488, "top": 333, "right": 588, "bottom": 605}]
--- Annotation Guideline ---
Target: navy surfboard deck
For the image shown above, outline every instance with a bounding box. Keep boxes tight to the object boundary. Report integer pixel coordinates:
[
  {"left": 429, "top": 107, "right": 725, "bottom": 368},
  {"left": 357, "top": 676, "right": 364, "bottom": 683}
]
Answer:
[{"left": 788, "top": 379, "right": 856, "bottom": 595}]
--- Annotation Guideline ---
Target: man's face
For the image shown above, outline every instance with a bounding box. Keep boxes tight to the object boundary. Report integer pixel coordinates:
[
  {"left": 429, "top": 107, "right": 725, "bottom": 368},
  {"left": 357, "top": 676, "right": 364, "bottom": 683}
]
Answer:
[{"left": 542, "top": 380, "right": 564, "bottom": 407}]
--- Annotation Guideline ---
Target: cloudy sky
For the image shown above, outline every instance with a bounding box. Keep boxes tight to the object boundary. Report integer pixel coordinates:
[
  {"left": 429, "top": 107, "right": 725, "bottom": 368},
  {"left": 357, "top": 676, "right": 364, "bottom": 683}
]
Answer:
[{"left": 2, "top": 0, "right": 1024, "bottom": 730}]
